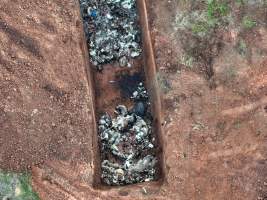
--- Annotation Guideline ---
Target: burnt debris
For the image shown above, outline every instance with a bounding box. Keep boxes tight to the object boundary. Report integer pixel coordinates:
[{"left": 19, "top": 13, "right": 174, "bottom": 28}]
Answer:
[
  {"left": 98, "top": 83, "right": 157, "bottom": 185},
  {"left": 79, "top": 0, "right": 158, "bottom": 186},
  {"left": 80, "top": 0, "right": 142, "bottom": 69}
]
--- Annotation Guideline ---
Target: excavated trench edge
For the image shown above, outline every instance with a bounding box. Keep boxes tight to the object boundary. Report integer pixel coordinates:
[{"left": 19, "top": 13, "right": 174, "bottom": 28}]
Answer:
[{"left": 78, "top": 0, "right": 166, "bottom": 188}]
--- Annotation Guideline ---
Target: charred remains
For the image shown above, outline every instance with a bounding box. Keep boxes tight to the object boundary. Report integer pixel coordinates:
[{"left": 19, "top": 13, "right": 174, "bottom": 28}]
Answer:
[
  {"left": 79, "top": 0, "right": 161, "bottom": 186},
  {"left": 80, "top": 0, "right": 142, "bottom": 69},
  {"left": 98, "top": 83, "right": 157, "bottom": 185}
]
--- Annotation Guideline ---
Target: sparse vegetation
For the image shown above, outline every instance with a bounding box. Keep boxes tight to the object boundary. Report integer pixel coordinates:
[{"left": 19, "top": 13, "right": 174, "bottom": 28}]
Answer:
[
  {"left": 236, "top": 39, "right": 248, "bottom": 57},
  {"left": 0, "top": 171, "right": 39, "bottom": 200},
  {"left": 233, "top": 120, "right": 241, "bottom": 129},
  {"left": 236, "top": 0, "right": 267, "bottom": 6},
  {"left": 192, "top": 121, "right": 206, "bottom": 131},
  {"left": 191, "top": 21, "right": 210, "bottom": 35},
  {"left": 221, "top": 66, "right": 237, "bottom": 84},
  {"left": 180, "top": 54, "right": 194, "bottom": 68},
  {"left": 216, "top": 121, "right": 226, "bottom": 132},
  {"left": 156, "top": 73, "right": 172, "bottom": 94},
  {"left": 174, "top": 10, "right": 211, "bottom": 38},
  {"left": 174, "top": 0, "right": 231, "bottom": 38},
  {"left": 207, "top": 0, "right": 229, "bottom": 20},
  {"left": 173, "top": 0, "right": 233, "bottom": 81},
  {"left": 242, "top": 16, "right": 257, "bottom": 29},
  {"left": 235, "top": 0, "right": 245, "bottom": 4}
]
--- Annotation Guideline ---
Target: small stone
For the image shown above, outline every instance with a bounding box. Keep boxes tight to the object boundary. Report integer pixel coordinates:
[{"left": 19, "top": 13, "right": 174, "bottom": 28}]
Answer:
[
  {"left": 142, "top": 187, "right": 147, "bottom": 194},
  {"left": 119, "top": 56, "right": 128, "bottom": 67},
  {"left": 131, "top": 51, "right": 140, "bottom": 58},
  {"left": 116, "top": 168, "right": 124, "bottom": 176},
  {"left": 31, "top": 109, "right": 38, "bottom": 116}
]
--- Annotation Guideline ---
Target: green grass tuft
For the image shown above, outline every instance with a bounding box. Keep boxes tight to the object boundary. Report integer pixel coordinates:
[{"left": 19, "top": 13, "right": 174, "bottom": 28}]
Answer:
[
  {"left": 156, "top": 73, "right": 172, "bottom": 94},
  {"left": 191, "top": 21, "right": 210, "bottom": 35},
  {"left": 242, "top": 16, "right": 257, "bottom": 29},
  {"left": 207, "top": 0, "right": 229, "bottom": 20},
  {"left": 0, "top": 170, "right": 40, "bottom": 200},
  {"left": 180, "top": 54, "right": 194, "bottom": 68},
  {"left": 174, "top": 0, "right": 231, "bottom": 38},
  {"left": 235, "top": 0, "right": 245, "bottom": 5},
  {"left": 236, "top": 40, "right": 247, "bottom": 56}
]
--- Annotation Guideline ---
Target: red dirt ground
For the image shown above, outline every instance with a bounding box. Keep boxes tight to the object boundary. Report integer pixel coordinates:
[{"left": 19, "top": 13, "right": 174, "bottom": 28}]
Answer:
[{"left": 0, "top": 0, "right": 266, "bottom": 199}]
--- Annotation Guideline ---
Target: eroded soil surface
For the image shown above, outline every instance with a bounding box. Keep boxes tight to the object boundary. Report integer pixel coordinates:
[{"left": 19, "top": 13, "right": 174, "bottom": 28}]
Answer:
[{"left": 0, "top": 0, "right": 266, "bottom": 199}]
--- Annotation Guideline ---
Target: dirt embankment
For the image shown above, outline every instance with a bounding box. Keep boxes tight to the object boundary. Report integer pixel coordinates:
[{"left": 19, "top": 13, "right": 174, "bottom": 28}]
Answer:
[
  {"left": 0, "top": 0, "right": 266, "bottom": 199},
  {"left": 0, "top": 0, "right": 93, "bottom": 171}
]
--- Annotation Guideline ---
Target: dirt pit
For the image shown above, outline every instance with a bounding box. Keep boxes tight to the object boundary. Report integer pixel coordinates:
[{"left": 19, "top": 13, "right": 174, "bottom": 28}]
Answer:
[
  {"left": 79, "top": 0, "right": 164, "bottom": 186},
  {"left": 0, "top": 0, "right": 266, "bottom": 199}
]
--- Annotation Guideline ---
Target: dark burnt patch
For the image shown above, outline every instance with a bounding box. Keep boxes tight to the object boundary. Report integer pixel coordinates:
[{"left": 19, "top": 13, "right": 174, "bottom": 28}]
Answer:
[
  {"left": 0, "top": 54, "right": 14, "bottom": 73},
  {"left": 116, "top": 71, "right": 144, "bottom": 99},
  {"left": 40, "top": 19, "right": 57, "bottom": 33},
  {"left": 43, "top": 84, "right": 68, "bottom": 102},
  {"left": 180, "top": 31, "right": 223, "bottom": 82},
  {"left": 0, "top": 20, "right": 43, "bottom": 59}
]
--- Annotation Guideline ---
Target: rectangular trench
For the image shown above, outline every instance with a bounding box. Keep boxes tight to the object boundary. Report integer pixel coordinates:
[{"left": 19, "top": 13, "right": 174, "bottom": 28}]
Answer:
[{"left": 78, "top": 0, "right": 165, "bottom": 188}]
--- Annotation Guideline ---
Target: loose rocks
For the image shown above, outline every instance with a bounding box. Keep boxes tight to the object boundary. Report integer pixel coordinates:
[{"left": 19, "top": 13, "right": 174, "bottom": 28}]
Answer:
[{"left": 80, "top": 0, "right": 142, "bottom": 69}]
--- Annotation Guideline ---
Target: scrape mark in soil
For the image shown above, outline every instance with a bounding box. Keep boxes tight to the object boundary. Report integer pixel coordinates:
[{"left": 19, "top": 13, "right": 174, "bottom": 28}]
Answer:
[
  {"left": 40, "top": 19, "right": 57, "bottom": 33},
  {"left": 0, "top": 54, "right": 14, "bottom": 73},
  {"left": 43, "top": 84, "right": 67, "bottom": 101},
  {"left": 0, "top": 20, "right": 43, "bottom": 59}
]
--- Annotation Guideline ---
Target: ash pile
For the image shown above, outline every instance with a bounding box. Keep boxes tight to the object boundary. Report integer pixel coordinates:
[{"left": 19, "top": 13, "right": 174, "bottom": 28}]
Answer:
[
  {"left": 98, "top": 83, "right": 157, "bottom": 185},
  {"left": 80, "top": 0, "right": 142, "bottom": 69}
]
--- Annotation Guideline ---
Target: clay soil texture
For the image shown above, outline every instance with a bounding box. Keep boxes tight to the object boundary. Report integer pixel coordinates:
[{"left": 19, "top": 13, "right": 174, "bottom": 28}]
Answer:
[{"left": 0, "top": 0, "right": 267, "bottom": 200}]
